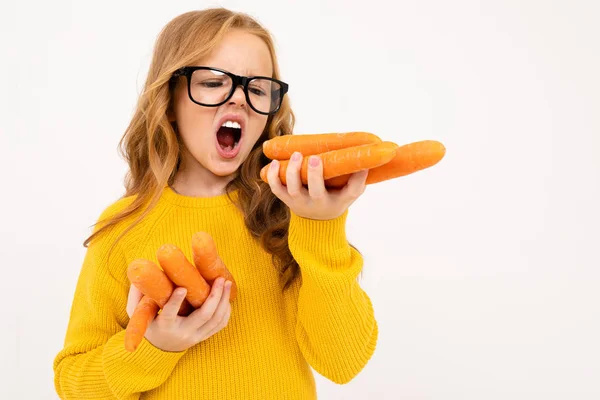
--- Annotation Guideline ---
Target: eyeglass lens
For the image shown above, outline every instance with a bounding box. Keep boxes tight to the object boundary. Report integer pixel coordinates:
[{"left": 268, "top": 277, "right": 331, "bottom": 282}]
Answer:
[{"left": 190, "top": 69, "right": 282, "bottom": 113}]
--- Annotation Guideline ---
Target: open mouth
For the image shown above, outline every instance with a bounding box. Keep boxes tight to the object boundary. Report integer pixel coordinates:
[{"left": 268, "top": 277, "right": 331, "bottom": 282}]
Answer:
[{"left": 216, "top": 120, "right": 242, "bottom": 152}]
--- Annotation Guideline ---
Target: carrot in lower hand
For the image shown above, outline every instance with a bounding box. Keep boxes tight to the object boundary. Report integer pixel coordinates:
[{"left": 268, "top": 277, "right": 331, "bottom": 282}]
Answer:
[
  {"left": 126, "top": 259, "right": 193, "bottom": 315},
  {"left": 260, "top": 141, "right": 398, "bottom": 185},
  {"left": 262, "top": 132, "right": 382, "bottom": 160},
  {"left": 191, "top": 231, "right": 238, "bottom": 301},
  {"left": 325, "top": 140, "right": 446, "bottom": 188},
  {"left": 124, "top": 295, "right": 159, "bottom": 352},
  {"left": 157, "top": 244, "right": 211, "bottom": 308}
]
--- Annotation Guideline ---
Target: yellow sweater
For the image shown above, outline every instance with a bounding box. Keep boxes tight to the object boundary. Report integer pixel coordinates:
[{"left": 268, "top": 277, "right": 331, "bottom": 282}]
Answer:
[{"left": 53, "top": 186, "right": 378, "bottom": 399}]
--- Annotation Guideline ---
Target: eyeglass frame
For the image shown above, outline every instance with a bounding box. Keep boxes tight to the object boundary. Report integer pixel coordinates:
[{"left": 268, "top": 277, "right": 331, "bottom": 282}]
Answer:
[{"left": 171, "top": 66, "right": 289, "bottom": 115}]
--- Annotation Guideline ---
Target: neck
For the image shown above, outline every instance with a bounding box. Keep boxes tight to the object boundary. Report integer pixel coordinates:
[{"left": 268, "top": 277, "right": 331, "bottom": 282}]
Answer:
[{"left": 171, "top": 153, "right": 237, "bottom": 198}]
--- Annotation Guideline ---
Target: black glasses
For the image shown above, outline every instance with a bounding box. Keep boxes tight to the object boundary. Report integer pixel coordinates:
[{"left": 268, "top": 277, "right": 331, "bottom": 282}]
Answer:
[{"left": 171, "top": 66, "right": 289, "bottom": 115}]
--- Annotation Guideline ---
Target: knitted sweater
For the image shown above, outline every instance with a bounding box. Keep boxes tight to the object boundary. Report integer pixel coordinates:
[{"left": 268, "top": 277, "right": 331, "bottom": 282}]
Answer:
[{"left": 53, "top": 186, "right": 378, "bottom": 399}]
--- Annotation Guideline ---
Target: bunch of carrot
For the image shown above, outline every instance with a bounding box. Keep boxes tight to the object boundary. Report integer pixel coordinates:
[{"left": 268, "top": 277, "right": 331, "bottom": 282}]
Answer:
[
  {"left": 124, "top": 231, "right": 237, "bottom": 352},
  {"left": 259, "top": 132, "right": 446, "bottom": 188}
]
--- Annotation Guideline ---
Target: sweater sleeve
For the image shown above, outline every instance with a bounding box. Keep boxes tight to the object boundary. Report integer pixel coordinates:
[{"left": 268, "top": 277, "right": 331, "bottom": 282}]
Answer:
[
  {"left": 287, "top": 209, "right": 378, "bottom": 384},
  {"left": 53, "top": 211, "right": 186, "bottom": 399}
]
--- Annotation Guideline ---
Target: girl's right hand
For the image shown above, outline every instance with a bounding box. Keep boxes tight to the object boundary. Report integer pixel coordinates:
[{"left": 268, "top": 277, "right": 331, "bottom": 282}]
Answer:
[{"left": 126, "top": 277, "right": 233, "bottom": 352}]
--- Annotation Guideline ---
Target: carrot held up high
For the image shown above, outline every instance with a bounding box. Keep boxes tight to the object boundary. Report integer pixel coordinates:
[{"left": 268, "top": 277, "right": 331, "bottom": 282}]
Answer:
[{"left": 260, "top": 132, "right": 445, "bottom": 187}]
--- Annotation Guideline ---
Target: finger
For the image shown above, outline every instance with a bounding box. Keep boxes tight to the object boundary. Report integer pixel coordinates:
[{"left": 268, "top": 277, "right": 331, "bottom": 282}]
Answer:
[
  {"left": 194, "top": 281, "right": 232, "bottom": 339},
  {"left": 339, "top": 169, "right": 368, "bottom": 202},
  {"left": 126, "top": 284, "right": 144, "bottom": 318},
  {"left": 202, "top": 303, "right": 231, "bottom": 340},
  {"left": 306, "top": 155, "right": 327, "bottom": 200},
  {"left": 185, "top": 277, "right": 226, "bottom": 329},
  {"left": 285, "top": 152, "right": 306, "bottom": 198},
  {"left": 203, "top": 281, "right": 232, "bottom": 331},
  {"left": 159, "top": 287, "right": 188, "bottom": 321},
  {"left": 266, "top": 160, "right": 290, "bottom": 202}
]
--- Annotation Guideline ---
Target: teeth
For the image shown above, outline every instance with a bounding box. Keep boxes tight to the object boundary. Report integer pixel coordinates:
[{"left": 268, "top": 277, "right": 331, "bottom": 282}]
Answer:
[{"left": 222, "top": 120, "right": 241, "bottom": 129}]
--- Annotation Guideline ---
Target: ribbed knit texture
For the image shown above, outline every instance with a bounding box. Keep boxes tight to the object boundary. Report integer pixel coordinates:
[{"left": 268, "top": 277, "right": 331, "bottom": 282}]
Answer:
[{"left": 53, "top": 186, "right": 378, "bottom": 399}]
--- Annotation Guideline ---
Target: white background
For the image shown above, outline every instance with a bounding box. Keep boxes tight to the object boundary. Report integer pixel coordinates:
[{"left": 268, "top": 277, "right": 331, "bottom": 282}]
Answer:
[{"left": 1, "top": 0, "right": 599, "bottom": 399}]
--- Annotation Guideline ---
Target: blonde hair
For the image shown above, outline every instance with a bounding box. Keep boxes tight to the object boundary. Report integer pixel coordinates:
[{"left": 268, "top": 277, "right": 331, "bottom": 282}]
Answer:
[{"left": 85, "top": 8, "right": 302, "bottom": 288}]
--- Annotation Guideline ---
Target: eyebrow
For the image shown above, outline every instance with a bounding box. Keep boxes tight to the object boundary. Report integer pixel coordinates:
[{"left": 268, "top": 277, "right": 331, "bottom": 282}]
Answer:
[
  {"left": 187, "top": 64, "right": 273, "bottom": 78},
  {"left": 241, "top": 69, "right": 271, "bottom": 77},
  {"left": 220, "top": 66, "right": 271, "bottom": 77}
]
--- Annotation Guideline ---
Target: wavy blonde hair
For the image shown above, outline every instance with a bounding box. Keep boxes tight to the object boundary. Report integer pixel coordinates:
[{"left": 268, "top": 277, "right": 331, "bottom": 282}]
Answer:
[{"left": 85, "top": 8, "right": 302, "bottom": 289}]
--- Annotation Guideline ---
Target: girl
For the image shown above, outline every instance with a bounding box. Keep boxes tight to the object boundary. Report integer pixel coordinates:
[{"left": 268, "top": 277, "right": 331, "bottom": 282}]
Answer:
[{"left": 53, "top": 8, "right": 378, "bottom": 400}]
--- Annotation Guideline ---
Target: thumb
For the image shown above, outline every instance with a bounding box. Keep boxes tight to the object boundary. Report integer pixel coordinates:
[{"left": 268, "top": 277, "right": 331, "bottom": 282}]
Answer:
[{"left": 126, "top": 284, "right": 143, "bottom": 318}]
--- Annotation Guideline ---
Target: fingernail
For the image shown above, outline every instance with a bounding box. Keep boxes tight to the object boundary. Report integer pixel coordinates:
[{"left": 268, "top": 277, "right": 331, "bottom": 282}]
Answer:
[
  {"left": 225, "top": 281, "right": 232, "bottom": 290},
  {"left": 270, "top": 160, "right": 278, "bottom": 170},
  {"left": 292, "top": 152, "right": 301, "bottom": 161},
  {"left": 309, "top": 156, "right": 319, "bottom": 167}
]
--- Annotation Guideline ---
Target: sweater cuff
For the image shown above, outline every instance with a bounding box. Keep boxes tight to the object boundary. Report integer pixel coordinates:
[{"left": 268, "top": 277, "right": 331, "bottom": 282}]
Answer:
[
  {"left": 288, "top": 209, "right": 351, "bottom": 271},
  {"left": 103, "top": 330, "right": 186, "bottom": 385},
  {"left": 122, "top": 336, "right": 187, "bottom": 374}
]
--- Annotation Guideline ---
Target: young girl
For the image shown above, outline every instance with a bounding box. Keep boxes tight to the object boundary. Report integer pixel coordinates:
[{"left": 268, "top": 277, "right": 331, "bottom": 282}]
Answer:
[{"left": 53, "top": 8, "right": 378, "bottom": 400}]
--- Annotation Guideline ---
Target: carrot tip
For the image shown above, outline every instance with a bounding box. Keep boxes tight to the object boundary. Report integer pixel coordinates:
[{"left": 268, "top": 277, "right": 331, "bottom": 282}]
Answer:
[
  {"left": 158, "top": 243, "right": 177, "bottom": 251},
  {"left": 191, "top": 231, "right": 208, "bottom": 239}
]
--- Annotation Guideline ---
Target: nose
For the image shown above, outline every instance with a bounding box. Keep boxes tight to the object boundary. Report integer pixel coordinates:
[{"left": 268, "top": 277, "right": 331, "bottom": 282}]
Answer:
[{"left": 228, "top": 85, "right": 246, "bottom": 108}]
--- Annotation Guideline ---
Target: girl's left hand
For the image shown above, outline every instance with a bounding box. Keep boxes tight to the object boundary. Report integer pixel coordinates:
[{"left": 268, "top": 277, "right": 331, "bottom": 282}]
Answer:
[{"left": 266, "top": 151, "right": 368, "bottom": 220}]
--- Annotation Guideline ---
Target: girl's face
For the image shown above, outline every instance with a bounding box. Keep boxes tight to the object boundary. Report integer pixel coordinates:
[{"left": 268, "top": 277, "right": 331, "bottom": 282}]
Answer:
[{"left": 171, "top": 30, "right": 272, "bottom": 186}]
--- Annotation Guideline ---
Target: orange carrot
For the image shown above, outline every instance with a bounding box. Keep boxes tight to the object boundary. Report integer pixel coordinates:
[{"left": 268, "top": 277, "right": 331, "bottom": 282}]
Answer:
[
  {"left": 191, "top": 232, "right": 238, "bottom": 301},
  {"left": 124, "top": 295, "right": 159, "bottom": 352},
  {"left": 126, "top": 259, "right": 194, "bottom": 315},
  {"left": 157, "top": 244, "right": 211, "bottom": 308},
  {"left": 260, "top": 141, "right": 398, "bottom": 185},
  {"left": 324, "top": 140, "right": 446, "bottom": 188},
  {"left": 262, "top": 132, "right": 382, "bottom": 160}
]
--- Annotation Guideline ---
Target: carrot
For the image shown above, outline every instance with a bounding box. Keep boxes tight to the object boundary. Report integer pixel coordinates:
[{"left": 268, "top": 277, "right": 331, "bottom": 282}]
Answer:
[
  {"left": 262, "top": 132, "right": 382, "bottom": 160},
  {"left": 157, "top": 244, "right": 211, "bottom": 308},
  {"left": 260, "top": 141, "right": 398, "bottom": 185},
  {"left": 191, "top": 232, "right": 238, "bottom": 301},
  {"left": 126, "top": 258, "right": 194, "bottom": 315},
  {"left": 124, "top": 295, "right": 159, "bottom": 352},
  {"left": 324, "top": 140, "right": 446, "bottom": 188}
]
